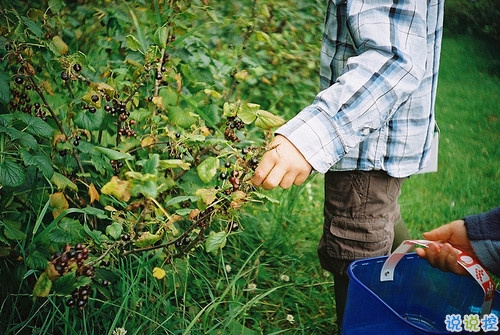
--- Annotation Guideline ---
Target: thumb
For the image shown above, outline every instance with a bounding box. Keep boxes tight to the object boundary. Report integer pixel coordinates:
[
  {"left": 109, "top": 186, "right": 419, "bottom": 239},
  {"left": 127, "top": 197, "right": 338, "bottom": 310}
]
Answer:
[{"left": 422, "top": 222, "right": 454, "bottom": 242}]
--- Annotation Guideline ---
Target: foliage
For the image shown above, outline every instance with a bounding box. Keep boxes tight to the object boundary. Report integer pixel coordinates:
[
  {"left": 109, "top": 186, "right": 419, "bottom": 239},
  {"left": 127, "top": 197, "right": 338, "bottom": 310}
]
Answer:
[
  {"left": 0, "top": 0, "right": 328, "bottom": 333},
  {"left": 445, "top": 0, "right": 500, "bottom": 42}
]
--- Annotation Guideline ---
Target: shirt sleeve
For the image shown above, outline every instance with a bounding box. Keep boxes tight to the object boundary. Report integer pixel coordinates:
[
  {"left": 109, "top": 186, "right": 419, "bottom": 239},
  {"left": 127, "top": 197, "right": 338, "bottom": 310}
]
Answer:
[
  {"left": 464, "top": 207, "right": 500, "bottom": 277},
  {"left": 277, "top": 0, "right": 429, "bottom": 173}
]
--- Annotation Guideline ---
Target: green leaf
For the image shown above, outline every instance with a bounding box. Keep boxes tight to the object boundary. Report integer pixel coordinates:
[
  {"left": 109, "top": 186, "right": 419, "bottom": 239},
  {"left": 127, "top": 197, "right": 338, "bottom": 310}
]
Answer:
[
  {"left": 94, "top": 146, "right": 134, "bottom": 161},
  {"left": 251, "top": 191, "right": 280, "bottom": 204},
  {"left": 2, "top": 219, "right": 27, "bottom": 240},
  {"left": 26, "top": 250, "right": 50, "bottom": 270},
  {"left": 21, "top": 16, "right": 42, "bottom": 38},
  {"left": 16, "top": 113, "right": 54, "bottom": 137},
  {"left": 168, "top": 105, "right": 199, "bottom": 129},
  {"left": 153, "top": 26, "right": 168, "bottom": 48},
  {"left": 165, "top": 195, "right": 199, "bottom": 207},
  {"left": 0, "top": 160, "right": 26, "bottom": 187},
  {"left": 74, "top": 109, "right": 104, "bottom": 131},
  {"left": 132, "top": 180, "right": 157, "bottom": 198},
  {"left": 106, "top": 222, "right": 122, "bottom": 240},
  {"left": 50, "top": 172, "right": 78, "bottom": 191},
  {"left": 126, "top": 35, "right": 143, "bottom": 52},
  {"left": 197, "top": 157, "right": 219, "bottom": 184},
  {"left": 20, "top": 149, "right": 54, "bottom": 179},
  {"left": 80, "top": 206, "right": 108, "bottom": 219},
  {"left": 52, "top": 272, "right": 77, "bottom": 295},
  {"left": 49, "top": 218, "right": 84, "bottom": 244},
  {"left": 33, "top": 271, "right": 52, "bottom": 298},
  {"left": 159, "top": 159, "right": 191, "bottom": 170},
  {"left": 0, "top": 70, "right": 10, "bottom": 105},
  {"left": 48, "top": 0, "right": 65, "bottom": 13},
  {"left": 205, "top": 231, "right": 227, "bottom": 254},
  {"left": 237, "top": 102, "right": 260, "bottom": 124},
  {"left": 142, "top": 154, "right": 159, "bottom": 175},
  {"left": 0, "top": 125, "right": 38, "bottom": 150}
]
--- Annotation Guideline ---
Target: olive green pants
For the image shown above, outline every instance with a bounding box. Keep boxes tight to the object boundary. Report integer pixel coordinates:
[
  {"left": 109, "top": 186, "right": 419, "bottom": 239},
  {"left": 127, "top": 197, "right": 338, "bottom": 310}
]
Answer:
[{"left": 317, "top": 170, "right": 411, "bottom": 329}]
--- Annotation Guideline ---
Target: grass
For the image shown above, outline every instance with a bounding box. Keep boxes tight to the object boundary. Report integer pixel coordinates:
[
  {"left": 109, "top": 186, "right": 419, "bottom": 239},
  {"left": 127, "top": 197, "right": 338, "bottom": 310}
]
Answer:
[{"left": 2, "top": 25, "right": 499, "bottom": 335}]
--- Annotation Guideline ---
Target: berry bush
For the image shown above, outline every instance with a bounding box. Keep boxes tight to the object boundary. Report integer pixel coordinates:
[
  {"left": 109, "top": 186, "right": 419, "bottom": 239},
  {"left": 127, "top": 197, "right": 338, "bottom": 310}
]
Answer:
[{"left": 0, "top": 0, "right": 326, "bottom": 333}]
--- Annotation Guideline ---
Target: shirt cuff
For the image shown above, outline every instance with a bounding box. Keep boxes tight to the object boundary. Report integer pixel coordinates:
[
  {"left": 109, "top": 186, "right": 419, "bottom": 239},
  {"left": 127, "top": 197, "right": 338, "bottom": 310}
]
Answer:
[{"left": 275, "top": 106, "right": 346, "bottom": 173}]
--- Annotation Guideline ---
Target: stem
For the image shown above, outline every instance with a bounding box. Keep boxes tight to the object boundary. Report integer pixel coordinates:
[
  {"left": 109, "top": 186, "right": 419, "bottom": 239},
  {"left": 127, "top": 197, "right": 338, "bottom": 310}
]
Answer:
[{"left": 149, "top": 196, "right": 172, "bottom": 222}]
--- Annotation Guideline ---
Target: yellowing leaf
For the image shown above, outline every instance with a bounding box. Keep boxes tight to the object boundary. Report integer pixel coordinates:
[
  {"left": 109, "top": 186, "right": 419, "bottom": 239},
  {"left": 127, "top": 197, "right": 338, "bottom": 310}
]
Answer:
[
  {"left": 141, "top": 135, "right": 156, "bottom": 148},
  {"left": 88, "top": 183, "right": 100, "bottom": 204},
  {"left": 33, "top": 271, "right": 52, "bottom": 298},
  {"left": 152, "top": 96, "right": 163, "bottom": 109},
  {"left": 153, "top": 267, "right": 166, "bottom": 280},
  {"left": 49, "top": 192, "right": 69, "bottom": 219},
  {"left": 50, "top": 172, "right": 77, "bottom": 191},
  {"left": 159, "top": 159, "right": 191, "bottom": 170},
  {"left": 135, "top": 231, "right": 162, "bottom": 247},
  {"left": 195, "top": 188, "right": 218, "bottom": 205},
  {"left": 234, "top": 70, "right": 249, "bottom": 82},
  {"left": 101, "top": 176, "right": 131, "bottom": 202},
  {"left": 90, "top": 82, "right": 115, "bottom": 97},
  {"left": 52, "top": 35, "right": 68, "bottom": 55},
  {"left": 254, "top": 109, "right": 286, "bottom": 129},
  {"left": 230, "top": 190, "right": 247, "bottom": 209}
]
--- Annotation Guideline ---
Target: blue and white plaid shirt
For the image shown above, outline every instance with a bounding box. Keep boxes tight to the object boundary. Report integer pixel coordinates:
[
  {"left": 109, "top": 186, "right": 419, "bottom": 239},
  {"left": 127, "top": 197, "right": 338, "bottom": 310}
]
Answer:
[{"left": 276, "top": 0, "right": 444, "bottom": 178}]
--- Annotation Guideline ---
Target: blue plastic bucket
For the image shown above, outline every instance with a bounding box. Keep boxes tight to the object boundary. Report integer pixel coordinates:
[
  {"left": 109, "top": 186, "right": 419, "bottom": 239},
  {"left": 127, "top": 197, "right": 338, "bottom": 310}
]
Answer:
[{"left": 342, "top": 253, "right": 500, "bottom": 334}]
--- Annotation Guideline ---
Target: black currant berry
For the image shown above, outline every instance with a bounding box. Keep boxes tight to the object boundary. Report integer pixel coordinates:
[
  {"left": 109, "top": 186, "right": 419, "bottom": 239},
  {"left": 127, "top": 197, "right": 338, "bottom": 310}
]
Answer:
[
  {"left": 73, "top": 140, "right": 79, "bottom": 147},
  {"left": 15, "top": 76, "right": 24, "bottom": 85},
  {"left": 89, "top": 106, "right": 96, "bottom": 114},
  {"left": 121, "top": 234, "right": 131, "bottom": 241},
  {"left": 225, "top": 161, "right": 231, "bottom": 168},
  {"left": 77, "top": 299, "right": 87, "bottom": 308},
  {"left": 61, "top": 71, "right": 70, "bottom": 81},
  {"left": 66, "top": 298, "right": 75, "bottom": 307},
  {"left": 91, "top": 95, "right": 99, "bottom": 103},
  {"left": 73, "top": 63, "right": 82, "bottom": 72},
  {"left": 220, "top": 172, "right": 227, "bottom": 180}
]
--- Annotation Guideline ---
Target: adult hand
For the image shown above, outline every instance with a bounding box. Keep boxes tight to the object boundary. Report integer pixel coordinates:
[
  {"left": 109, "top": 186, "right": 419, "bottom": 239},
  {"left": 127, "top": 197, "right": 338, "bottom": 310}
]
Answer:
[
  {"left": 415, "top": 219, "right": 476, "bottom": 276},
  {"left": 251, "top": 135, "right": 312, "bottom": 190}
]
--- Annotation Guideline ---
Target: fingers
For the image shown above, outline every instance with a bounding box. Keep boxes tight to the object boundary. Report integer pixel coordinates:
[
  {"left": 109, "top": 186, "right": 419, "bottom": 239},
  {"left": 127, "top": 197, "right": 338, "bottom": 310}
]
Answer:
[
  {"left": 251, "top": 135, "right": 312, "bottom": 190},
  {"left": 416, "top": 242, "right": 468, "bottom": 276}
]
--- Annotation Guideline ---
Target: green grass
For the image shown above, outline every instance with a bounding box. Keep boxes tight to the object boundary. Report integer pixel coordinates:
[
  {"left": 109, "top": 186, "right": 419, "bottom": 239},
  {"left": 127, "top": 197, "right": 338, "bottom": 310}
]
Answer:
[
  {"left": 2, "top": 27, "right": 499, "bottom": 335},
  {"left": 399, "top": 33, "right": 500, "bottom": 236}
]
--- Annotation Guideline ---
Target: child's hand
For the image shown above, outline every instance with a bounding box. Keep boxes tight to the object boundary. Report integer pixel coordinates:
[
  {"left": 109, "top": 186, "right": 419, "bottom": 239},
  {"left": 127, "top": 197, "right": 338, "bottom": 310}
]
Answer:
[
  {"left": 415, "top": 219, "right": 477, "bottom": 276},
  {"left": 252, "top": 135, "right": 312, "bottom": 190}
]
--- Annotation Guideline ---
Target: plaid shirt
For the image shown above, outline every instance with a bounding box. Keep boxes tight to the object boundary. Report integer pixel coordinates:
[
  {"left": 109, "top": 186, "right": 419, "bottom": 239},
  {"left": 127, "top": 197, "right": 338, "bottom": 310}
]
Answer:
[{"left": 276, "top": 0, "right": 444, "bottom": 178}]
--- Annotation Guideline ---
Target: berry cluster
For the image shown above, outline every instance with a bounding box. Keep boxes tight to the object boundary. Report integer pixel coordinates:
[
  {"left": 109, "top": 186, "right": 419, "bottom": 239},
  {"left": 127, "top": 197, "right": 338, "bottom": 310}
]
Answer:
[
  {"left": 8, "top": 75, "right": 47, "bottom": 120},
  {"left": 73, "top": 135, "right": 82, "bottom": 147},
  {"left": 66, "top": 285, "right": 92, "bottom": 309},
  {"left": 228, "top": 170, "right": 241, "bottom": 191},
  {"left": 51, "top": 243, "right": 90, "bottom": 276},
  {"left": 224, "top": 116, "right": 245, "bottom": 142},
  {"left": 110, "top": 159, "right": 124, "bottom": 175},
  {"left": 247, "top": 157, "right": 259, "bottom": 170}
]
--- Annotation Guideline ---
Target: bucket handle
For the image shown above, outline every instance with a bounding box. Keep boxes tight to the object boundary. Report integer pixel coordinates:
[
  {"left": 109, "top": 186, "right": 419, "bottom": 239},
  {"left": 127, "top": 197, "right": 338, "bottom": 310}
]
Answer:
[{"left": 380, "top": 239, "right": 495, "bottom": 315}]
